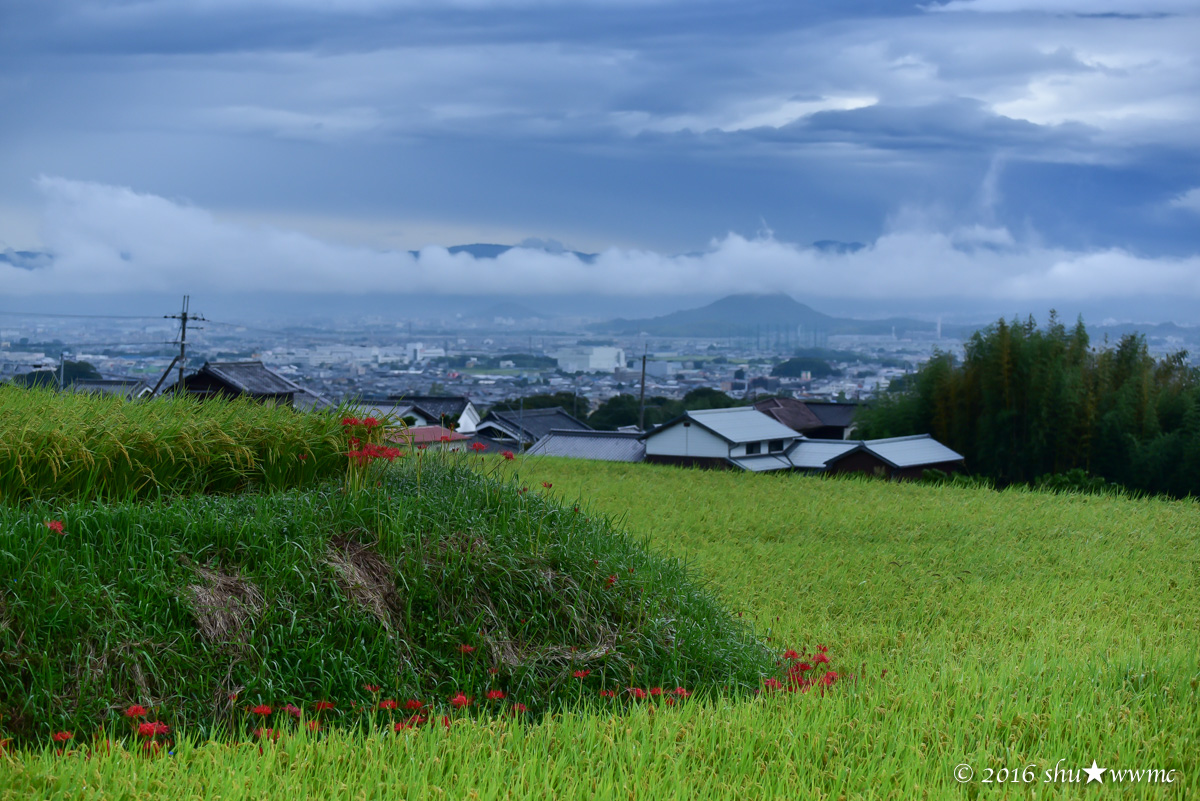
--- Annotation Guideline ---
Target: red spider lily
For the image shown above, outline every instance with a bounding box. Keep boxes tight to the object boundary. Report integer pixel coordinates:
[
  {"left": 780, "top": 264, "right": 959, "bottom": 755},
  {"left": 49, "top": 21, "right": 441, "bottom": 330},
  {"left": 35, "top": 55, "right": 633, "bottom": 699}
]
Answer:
[
  {"left": 45, "top": 520, "right": 64, "bottom": 534},
  {"left": 249, "top": 704, "right": 273, "bottom": 716},
  {"left": 673, "top": 687, "right": 691, "bottom": 698},
  {"left": 502, "top": 451, "right": 515, "bottom": 461},
  {"left": 253, "top": 727, "right": 281, "bottom": 741},
  {"left": 449, "top": 693, "right": 471, "bottom": 709},
  {"left": 605, "top": 575, "right": 617, "bottom": 587},
  {"left": 817, "top": 644, "right": 829, "bottom": 653},
  {"left": 664, "top": 697, "right": 675, "bottom": 706},
  {"left": 363, "top": 684, "right": 381, "bottom": 693},
  {"left": 137, "top": 721, "right": 169, "bottom": 738},
  {"left": 628, "top": 688, "right": 647, "bottom": 700},
  {"left": 541, "top": 482, "right": 552, "bottom": 489},
  {"left": 782, "top": 649, "right": 802, "bottom": 660},
  {"left": 485, "top": 690, "right": 505, "bottom": 701},
  {"left": 284, "top": 704, "right": 302, "bottom": 719},
  {"left": 820, "top": 671, "right": 839, "bottom": 687},
  {"left": 511, "top": 702, "right": 528, "bottom": 714},
  {"left": 405, "top": 714, "right": 427, "bottom": 727},
  {"left": 393, "top": 720, "right": 415, "bottom": 732},
  {"left": 341, "top": 417, "right": 361, "bottom": 427},
  {"left": 459, "top": 644, "right": 476, "bottom": 655},
  {"left": 518, "top": 487, "right": 528, "bottom": 495},
  {"left": 306, "top": 720, "right": 320, "bottom": 732},
  {"left": 417, "top": 444, "right": 427, "bottom": 451},
  {"left": 404, "top": 699, "right": 423, "bottom": 711},
  {"left": 649, "top": 687, "right": 663, "bottom": 697},
  {"left": 470, "top": 442, "right": 487, "bottom": 452},
  {"left": 439, "top": 435, "right": 452, "bottom": 443},
  {"left": 363, "top": 417, "right": 379, "bottom": 428},
  {"left": 51, "top": 731, "right": 73, "bottom": 743},
  {"left": 763, "top": 678, "right": 783, "bottom": 692},
  {"left": 572, "top": 669, "right": 590, "bottom": 679},
  {"left": 813, "top": 653, "right": 830, "bottom": 665},
  {"left": 348, "top": 436, "right": 361, "bottom": 447},
  {"left": 313, "top": 701, "right": 335, "bottom": 712},
  {"left": 378, "top": 699, "right": 398, "bottom": 711},
  {"left": 441, "top": 715, "right": 452, "bottom": 731},
  {"left": 298, "top": 453, "right": 308, "bottom": 460},
  {"left": 124, "top": 704, "right": 149, "bottom": 719},
  {"left": 599, "top": 690, "right": 615, "bottom": 698}
]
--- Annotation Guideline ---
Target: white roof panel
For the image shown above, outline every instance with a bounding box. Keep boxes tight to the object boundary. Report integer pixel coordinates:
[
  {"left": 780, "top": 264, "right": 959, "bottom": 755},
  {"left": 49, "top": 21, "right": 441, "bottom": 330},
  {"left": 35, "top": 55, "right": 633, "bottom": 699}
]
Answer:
[
  {"left": 865, "top": 435, "right": 963, "bottom": 468},
  {"left": 788, "top": 440, "right": 859, "bottom": 469},
  {"left": 728, "top": 455, "right": 794, "bottom": 472},
  {"left": 686, "top": 407, "right": 799, "bottom": 444}
]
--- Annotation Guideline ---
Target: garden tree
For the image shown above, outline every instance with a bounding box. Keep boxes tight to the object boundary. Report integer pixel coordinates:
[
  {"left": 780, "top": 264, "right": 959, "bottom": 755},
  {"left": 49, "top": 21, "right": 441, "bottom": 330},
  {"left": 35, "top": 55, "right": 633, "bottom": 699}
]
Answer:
[
  {"left": 10, "top": 360, "right": 102, "bottom": 389},
  {"left": 856, "top": 312, "right": 1200, "bottom": 497},
  {"left": 489, "top": 392, "right": 590, "bottom": 419},
  {"left": 588, "top": 394, "right": 685, "bottom": 430},
  {"left": 680, "top": 387, "right": 738, "bottom": 410}
]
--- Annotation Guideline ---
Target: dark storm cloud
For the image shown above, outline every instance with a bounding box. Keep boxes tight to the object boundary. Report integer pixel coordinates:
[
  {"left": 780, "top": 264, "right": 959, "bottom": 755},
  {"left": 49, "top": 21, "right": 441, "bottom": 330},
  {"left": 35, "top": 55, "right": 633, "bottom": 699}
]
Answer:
[{"left": 1, "top": 0, "right": 1199, "bottom": 311}]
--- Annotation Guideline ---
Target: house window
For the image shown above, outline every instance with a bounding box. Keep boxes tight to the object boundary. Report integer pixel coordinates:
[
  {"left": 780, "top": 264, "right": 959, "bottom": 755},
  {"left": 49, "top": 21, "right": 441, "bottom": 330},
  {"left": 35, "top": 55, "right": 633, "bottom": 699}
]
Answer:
[
  {"left": 746, "top": 442, "right": 762, "bottom": 455},
  {"left": 768, "top": 439, "right": 784, "bottom": 453}
]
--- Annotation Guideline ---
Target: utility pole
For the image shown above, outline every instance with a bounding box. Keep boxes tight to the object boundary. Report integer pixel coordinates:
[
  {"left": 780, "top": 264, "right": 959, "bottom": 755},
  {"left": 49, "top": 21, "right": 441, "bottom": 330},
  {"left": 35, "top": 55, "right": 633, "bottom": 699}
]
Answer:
[
  {"left": 638, "top": 347, "right": 647, "bottom": 432},
  {"left": 58, "top": 348, "right": 67, "bottom": 390},
  {"left": 160, "top": 295, "right": 206, "bottom": 395}
]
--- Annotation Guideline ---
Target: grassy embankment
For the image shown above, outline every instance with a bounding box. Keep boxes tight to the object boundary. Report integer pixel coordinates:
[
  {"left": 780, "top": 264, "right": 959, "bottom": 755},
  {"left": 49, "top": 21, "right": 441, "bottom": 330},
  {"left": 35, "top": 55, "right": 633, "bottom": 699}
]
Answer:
[{"left": 2, "top": 387, "right": 1198, "bottom": 798}]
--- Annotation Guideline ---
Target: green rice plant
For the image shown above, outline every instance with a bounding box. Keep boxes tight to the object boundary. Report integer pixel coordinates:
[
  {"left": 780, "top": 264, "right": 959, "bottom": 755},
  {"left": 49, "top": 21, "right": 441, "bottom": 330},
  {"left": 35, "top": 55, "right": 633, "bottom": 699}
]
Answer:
[{"left": 0, "top": 385, "right": 355, "bottom": 502}]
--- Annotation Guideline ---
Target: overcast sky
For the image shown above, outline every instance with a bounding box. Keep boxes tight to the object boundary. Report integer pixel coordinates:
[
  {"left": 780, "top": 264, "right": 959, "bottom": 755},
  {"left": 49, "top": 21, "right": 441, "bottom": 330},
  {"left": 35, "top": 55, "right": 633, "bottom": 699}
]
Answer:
[{"left": 2, "top": 0, "right": 1199, "bottom": 320}]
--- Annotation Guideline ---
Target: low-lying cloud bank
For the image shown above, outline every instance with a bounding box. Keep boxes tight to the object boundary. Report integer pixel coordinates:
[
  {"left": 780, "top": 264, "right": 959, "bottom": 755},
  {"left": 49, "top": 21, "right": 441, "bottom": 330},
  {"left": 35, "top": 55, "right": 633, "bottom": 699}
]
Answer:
[{"left": 4, "top": 177, "right": 1199, "bottom": 303}]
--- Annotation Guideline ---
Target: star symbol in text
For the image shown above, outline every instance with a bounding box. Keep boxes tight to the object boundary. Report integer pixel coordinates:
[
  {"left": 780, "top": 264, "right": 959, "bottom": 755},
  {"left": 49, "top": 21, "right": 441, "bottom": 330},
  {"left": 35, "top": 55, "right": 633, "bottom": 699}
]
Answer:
[{"left": 1084, "top": 760, "right": 1107, "bottom": 784}]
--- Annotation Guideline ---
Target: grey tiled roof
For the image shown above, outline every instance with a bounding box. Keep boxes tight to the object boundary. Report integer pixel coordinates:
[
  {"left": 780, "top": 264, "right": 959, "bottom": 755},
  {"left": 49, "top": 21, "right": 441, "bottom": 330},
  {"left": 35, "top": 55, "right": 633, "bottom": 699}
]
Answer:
[
  {"left": 864, "top": 435, "right": 964, "bottom": 467},
  {"left": 673, "top": 407, "right": 798, "bottom": 444},
  {"left": 804, "top": 401, "right": 860, "bottom": 428},
  {"left": 787, "top": 439, "right": 861, "bottom": 469},
  {"left": 528, "top": 430, "right": 645, "bottom": 462},
  {"left": 198, "top": 361, "right": 299, "bottom": 396},
  {"left": 479, "top": 407, "right": 592, "bottom": 442},
  {"left": 753, "top": 397, "right": 826, "bottom": 433},
  {"left": 726, "top": 454, "right": 793, "bottom": 472}
]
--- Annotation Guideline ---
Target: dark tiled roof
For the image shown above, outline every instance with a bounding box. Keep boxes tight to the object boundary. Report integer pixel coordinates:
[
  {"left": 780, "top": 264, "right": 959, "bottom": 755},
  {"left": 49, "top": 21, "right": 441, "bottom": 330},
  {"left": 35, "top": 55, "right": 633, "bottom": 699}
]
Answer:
[
  {"left": 478, "top": 407, "right": 593, "bottom": 442},
  {"left": 197, "top": 361, "right": 299, "bottom": 396},
  {"left": 527, "top": 429, "right": 645, "bottom": 462},
  {"left": 402, "top": 396, "right": 471, "bottom": 420},
  {"left": 753, "top": 397, "right": 826, "bottom": 433},
  {"left": 804, "top": 401, "right": 860, "bottom": 428}
]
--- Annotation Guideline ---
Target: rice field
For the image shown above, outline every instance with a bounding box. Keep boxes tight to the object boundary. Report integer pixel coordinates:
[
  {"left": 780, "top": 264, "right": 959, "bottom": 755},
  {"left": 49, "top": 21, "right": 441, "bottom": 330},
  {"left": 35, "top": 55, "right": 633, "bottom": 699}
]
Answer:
[
  {"left": 0, "top": 386, "right": 353, "bottom": 502},
  {"left": 3, "top": 449, "right": 1198, "bottom": 798}
]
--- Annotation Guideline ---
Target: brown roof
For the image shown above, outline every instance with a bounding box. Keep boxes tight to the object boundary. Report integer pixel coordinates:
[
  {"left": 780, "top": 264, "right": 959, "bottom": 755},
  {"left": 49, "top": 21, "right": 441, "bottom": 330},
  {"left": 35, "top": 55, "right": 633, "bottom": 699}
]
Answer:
[
  {"left": 753, "top": 397, "right": 825, "bottom": 433},
  {"left": 390, "top": 425, "right": 467, "bottom": 445}
]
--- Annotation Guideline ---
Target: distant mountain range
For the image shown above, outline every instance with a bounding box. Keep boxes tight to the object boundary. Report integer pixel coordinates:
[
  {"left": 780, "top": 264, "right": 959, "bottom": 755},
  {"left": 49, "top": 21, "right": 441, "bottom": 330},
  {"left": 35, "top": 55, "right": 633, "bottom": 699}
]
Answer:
[
  {"left": 410, "top": 243, "right": 599, "bottom": 264},
  {"left": 590, "top": 292, "right": 963, "bottom": 338}
]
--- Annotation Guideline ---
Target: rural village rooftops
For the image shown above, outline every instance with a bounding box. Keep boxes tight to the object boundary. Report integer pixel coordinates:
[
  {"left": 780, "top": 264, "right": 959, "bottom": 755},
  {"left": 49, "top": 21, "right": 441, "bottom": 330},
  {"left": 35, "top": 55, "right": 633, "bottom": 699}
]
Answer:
[
  {"left": 858, "top": 434, "right": 964, "bottom": 468},
  {"left": 648, "top": 407, "right": 799, "bottom": 444},
  {"left": 188, "top": 362, "right": 302, "bottom": 398},
  {"left": 527, "top": 429, "right": 645, "bottom": 462}
]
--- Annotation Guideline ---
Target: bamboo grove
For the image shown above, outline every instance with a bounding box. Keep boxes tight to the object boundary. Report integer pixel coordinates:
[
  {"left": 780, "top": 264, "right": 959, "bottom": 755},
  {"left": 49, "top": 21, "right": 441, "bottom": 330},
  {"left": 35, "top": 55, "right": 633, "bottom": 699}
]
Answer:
[{"left": 857, "top": 312, "right": 1200, "bottom": 497}]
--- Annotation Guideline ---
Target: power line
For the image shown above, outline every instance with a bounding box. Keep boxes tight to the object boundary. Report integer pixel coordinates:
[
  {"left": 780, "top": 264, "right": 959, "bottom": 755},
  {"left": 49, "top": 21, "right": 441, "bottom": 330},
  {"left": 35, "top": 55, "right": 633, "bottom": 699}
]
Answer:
[{"left": 0, "top": 310, "right": 160, "bottom": 320}]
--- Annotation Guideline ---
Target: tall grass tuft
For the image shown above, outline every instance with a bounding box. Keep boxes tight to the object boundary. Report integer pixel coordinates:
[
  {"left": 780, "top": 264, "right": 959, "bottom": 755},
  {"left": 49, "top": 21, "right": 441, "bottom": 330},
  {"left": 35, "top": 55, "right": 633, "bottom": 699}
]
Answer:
[{"left": 0, "top": 456, "right": 770, "bottom": 743}]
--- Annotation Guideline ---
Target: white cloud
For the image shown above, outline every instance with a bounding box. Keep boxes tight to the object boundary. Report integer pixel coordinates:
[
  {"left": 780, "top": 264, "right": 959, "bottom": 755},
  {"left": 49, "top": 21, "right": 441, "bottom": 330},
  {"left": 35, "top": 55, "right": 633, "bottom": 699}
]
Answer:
[
  {"left": 927, "top": 1, "right": 1200, "bottom": 14},
  {"left": 5, "top": 178, "right": 1200, "bottom": 304},
  {"left": 1171, "top": 187, "right": 1200, "bottom": 214}
]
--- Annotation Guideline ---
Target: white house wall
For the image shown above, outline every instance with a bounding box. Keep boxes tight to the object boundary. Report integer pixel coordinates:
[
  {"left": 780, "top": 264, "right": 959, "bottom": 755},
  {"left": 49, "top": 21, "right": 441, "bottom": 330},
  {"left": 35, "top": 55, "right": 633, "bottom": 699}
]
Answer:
[{"left": 644, "top": 424, "right": 728, "bottom": 458}]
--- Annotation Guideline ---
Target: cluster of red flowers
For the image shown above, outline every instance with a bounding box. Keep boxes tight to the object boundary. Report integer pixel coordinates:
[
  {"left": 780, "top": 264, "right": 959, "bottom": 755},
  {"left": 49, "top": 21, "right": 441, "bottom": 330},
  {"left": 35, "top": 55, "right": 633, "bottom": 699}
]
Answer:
[
  {"left": 341, "top": 417, "right": 380, "bottom": 428},
  {"left": 346, "top": 442, "right": 404, "bottom": 466},
  {"left": 770, "top": 644, "right": 840, "bottom": 694}
]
